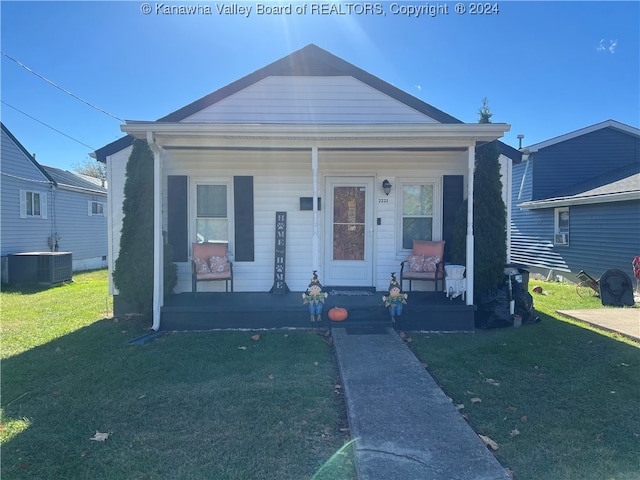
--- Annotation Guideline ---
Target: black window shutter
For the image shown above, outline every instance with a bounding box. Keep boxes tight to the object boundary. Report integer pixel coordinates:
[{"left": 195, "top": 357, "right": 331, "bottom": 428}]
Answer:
[
  {"left": 167, "top": 175, "right": 189, "bottom": 262},
  {"left": 234, "top": 176, "right": 255, "bottom": 261},
  {"left": 442, "top": 175, "right": 464, "bottom": 262}
]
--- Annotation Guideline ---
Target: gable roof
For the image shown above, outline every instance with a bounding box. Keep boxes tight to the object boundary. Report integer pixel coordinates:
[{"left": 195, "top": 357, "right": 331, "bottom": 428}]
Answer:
[
  {"left": 41, "top": 165, "right": 107, "bottom": 195},
  {"left": 1, "top": 122, "right": 55, "bottom": 184},
  {"left": 519, "top": 162, "right": 640, "bottom": 209},
  {"left": 94, "top": 44, "right": 518, "bottom": 162},
  {"left": 526, "top": 120, "right": 640, "bottom": 153}
]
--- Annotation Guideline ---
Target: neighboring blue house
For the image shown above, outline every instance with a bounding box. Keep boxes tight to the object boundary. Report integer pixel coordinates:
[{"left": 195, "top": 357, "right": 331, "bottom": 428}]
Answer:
[
  {"left": 1, "top": 123, "right": 108, "bottom": 283},
  {"left": 511, "top": 120, "right": 640, "bottom": 283}
]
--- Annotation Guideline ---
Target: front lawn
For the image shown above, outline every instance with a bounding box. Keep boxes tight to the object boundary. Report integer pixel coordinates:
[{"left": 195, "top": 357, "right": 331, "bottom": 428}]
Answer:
[
  {"left": 1, "top": 271, "right": 356, "bottom": 479},
  {"left": 410, "top": 279, "right": 640, "bottom": 480}
]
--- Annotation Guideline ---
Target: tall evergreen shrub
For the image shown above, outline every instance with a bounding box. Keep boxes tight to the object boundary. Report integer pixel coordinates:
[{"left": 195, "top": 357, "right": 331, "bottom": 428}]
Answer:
[
  {"left": 450, "top": 99, "right": 507, "bottom": 300},
  {"left": 113, "top": 139, "right": 176, "bottom": 315}
]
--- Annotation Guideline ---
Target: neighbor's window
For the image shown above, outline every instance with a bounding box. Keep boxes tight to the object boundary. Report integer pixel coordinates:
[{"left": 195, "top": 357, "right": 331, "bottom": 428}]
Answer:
[
  {"left": 196, "top": 184, "right": 228, "bottom": 243},
  {"left": 401, "top": 184, "right": 435, "bottom": 249},
  {"left": 89, "top": 201, "right": 105, "bottom": 216},
  {"left": 20, "top": 190, "right": 46, "bottom": 218},
  {"left": 554, "top": 207, "right": 569, "bottom": 245}
]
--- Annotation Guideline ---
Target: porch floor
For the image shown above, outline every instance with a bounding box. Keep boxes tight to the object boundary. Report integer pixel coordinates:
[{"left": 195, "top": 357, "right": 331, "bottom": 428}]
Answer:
[{"left": 160, "top": 290, "right": 476, "bottom": 332}]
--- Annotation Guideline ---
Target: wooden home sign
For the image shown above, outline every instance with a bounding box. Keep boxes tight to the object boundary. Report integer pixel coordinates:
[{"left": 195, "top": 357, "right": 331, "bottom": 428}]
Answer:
[{"left": 270, "top": 211, "right": 290, "bottom": 294}]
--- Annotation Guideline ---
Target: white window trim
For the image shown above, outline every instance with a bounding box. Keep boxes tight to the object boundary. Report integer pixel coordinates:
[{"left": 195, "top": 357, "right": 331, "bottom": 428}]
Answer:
[
  {"left": 554, "top": 207, "right": 569, "bottom": 246},
  {"left": 88, "top": 200, "right": 106, "bottom": 216},
  {"left": 19, "top": 189, "right": 47, "bottom": 219},
  {"left": 396, "top": 178, "right": 442, "bottom": 253},
  {"left": 190, "top": 177, "right": 234, "bottom": 256}
]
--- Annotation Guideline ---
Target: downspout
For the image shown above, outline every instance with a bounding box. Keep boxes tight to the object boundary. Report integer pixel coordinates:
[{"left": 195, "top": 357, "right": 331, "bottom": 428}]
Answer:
[
  {"left": 466, "top": 144, "right": 475, "bottom": 305},
  {"left": 147, "top": 131, "right": 164, "bottom": 331},
  {"left": 312, "top": 147, "right": 319, "bottom": 272}
]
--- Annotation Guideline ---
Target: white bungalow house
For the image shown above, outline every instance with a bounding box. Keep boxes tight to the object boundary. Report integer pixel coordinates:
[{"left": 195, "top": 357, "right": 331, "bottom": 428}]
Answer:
[{"left": 94, "top": 45, "right": 518, "bottom": 330}]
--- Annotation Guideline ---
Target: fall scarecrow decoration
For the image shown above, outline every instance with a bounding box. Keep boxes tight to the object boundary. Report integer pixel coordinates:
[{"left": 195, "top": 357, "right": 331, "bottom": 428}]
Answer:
[
  {"left": 382, "top": 273, "right": 408, "bottom": 323},
  {"left": 302, "top": 271, "right": 328, "bottom": 324}
]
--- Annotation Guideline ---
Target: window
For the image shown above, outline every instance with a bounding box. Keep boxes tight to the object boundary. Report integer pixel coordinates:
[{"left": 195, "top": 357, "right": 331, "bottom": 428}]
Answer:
[
  {"left": 89, "top": 201, "right": 105, "bottom": 216},
  {"left": 401, "top": 183, "right": 437, "bottom": 250},
  {"left": 20, "top": 190, "right": 47, "bottom": 219},
  {"left": 195, "top": 184, "right": 228, "bottom": 243},
  {"left": 554, "top": 207, "right": 569, "bottom": 245}
]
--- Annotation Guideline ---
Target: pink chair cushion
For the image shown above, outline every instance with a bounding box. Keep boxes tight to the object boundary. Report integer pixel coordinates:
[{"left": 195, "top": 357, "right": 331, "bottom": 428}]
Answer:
[
  {"left": 407, "top": 240, "right": 445, "bottom": 278},
  {"left": 413, "top": 240, "right": 445, "bottom": 257},
  {"left": 196, "top": 271, "right": 231, "bottom": 280},
  {"left": 193, "top": 242, "right": 227, "bottom": 259},
  {"left": 192, "top": 243, "right": 231, "bottom": 279}
]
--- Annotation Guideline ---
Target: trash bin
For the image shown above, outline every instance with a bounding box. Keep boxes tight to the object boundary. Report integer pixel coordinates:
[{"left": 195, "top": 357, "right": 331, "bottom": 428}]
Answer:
[{"left": 505, "top": 263, "right": 529, "bottom": 292}]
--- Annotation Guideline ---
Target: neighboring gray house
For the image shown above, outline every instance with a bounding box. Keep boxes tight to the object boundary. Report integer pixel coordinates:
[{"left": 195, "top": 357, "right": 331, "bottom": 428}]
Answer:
[
  {"left": 511, "top": 120, "right": 640, "bottom": 282},
  {"left": 1, "top": 123, "right": 108, "bottom": 282}
]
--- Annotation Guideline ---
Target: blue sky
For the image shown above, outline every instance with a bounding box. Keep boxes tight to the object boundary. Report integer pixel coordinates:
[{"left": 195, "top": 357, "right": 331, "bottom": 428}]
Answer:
[{"left": 1, "top": 1, "right": 638, "bottom": 171}]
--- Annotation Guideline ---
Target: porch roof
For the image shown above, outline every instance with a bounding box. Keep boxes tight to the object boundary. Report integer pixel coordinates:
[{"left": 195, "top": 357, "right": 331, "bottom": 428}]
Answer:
[{"left": 120, "top": 121, "right": 511, "bottom": 149}]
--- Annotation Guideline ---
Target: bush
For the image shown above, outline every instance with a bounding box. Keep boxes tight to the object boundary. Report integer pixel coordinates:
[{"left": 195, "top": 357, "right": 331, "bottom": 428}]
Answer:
[
  {"left": 113, "top": 139, "right": 177, "bottom": 315},
  {"left": 450, "top": 100, "right": 507, "bottom": 300}
]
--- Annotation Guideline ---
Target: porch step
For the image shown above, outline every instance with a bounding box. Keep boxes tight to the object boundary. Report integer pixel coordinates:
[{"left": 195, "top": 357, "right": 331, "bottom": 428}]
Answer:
[{"left": 160, "top": 292, "right": 475, "bottom": 332}]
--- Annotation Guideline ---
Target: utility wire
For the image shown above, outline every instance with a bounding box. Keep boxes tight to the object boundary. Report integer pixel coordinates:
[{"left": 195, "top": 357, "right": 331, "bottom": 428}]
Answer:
[
  {"left": 1, "top": 50, "right": 125, "bottom": 123},
  {"left": 2, "top": 100, "right": 96, "bottom": 150}
]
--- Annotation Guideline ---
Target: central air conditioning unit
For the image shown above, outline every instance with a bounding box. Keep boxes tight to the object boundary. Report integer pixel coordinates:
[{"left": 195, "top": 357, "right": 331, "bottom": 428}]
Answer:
[
  {"left": 554, "top": 233, "right": 569, "bottom": 245},
  {"left": 8, "top": 252, "right": 73, "bottom": 286}
]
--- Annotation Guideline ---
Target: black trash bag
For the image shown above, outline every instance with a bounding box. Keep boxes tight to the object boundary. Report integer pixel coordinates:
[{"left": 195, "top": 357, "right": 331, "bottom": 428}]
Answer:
[
  {"left": 476, "top": 285, "right": 512, "bottom": 329},
  {"left": 512, "top": 280, "right": 540, "bottom": 324},
  {"left": 599, "top": 269, "right": 635, "bottom": 307}
]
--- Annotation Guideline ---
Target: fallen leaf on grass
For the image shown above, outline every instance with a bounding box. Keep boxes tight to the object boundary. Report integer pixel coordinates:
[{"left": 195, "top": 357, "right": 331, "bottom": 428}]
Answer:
[
  {"left": 237, "top": 346, "right": 247, "bottom": 350},
  {"left": 455, "top": 404, "right": 465, "bottom": 410},
  {"left": 485, "top": 378, "right": 500, "bottom": 386},
  {"left": 251, "top": 335, "right": 261, "bottom": 341},
  {"left": 89, "top": 431, "right": 111, "bottom": 442},
  {"left": 471, "top": 397, "right": 482, "bottom": 404},
  {"left": 479, "top": 434, "right": 499, "bottom": 450},
  {"left": 509, "top": 429, "right": 520, "bottom": 437},
  {"left": 618, "top": 363, "right": 630, "bottom": 367},
  {"left": 313, "top": 361, "right": 319, "bottom": 366}
]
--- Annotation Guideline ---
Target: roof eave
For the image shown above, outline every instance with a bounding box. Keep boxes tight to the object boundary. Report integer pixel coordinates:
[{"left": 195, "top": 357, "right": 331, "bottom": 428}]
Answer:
[
  {"left": 518, "top": 191, "right": 640, "bottom": 209},
  {"left": 121, "top": 122, "right": 511, "bottom": 143}
]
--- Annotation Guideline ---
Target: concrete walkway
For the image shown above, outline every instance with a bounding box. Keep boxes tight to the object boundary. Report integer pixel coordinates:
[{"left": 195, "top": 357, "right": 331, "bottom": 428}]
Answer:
[
  {"left": 332, "top": 327, "right": 510, "bottom": 480},
  {"left": 557, "top": 307, "right": 640, "bottom": 341}
]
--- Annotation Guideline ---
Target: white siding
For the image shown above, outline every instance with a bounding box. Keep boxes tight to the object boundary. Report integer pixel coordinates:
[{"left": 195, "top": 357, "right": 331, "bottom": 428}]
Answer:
[
  {"left": 183, "top": 77, "right": 438, "bottom": 125},
  {"left": 148, "top": 148, "right": 469, "bottom": 293},
  {"left": 106, "top": 146, "right": 131, "bottom": 294}
]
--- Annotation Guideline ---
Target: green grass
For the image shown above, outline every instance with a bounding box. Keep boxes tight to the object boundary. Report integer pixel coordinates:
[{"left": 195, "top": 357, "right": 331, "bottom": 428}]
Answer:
[
  {"left": 1, "top": 271, "right": 356, "bottom": 479},
  {"left": 410, "top": 279, "right": 640, "bottom": 480}
]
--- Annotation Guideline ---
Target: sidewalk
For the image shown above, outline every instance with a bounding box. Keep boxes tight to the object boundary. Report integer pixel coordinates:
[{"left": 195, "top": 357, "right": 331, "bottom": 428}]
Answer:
[
  {"left": 557, "top": 307, "right": 640, "bottom": 341},
  {"left": 332, "top": 327, "right": 510, "bottom": 480}
]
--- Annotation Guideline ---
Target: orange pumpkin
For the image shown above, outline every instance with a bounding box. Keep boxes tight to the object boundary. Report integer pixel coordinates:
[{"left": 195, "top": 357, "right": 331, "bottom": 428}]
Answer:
[{"left": 328, "top": 307, "right": 348, "bottom": 322}]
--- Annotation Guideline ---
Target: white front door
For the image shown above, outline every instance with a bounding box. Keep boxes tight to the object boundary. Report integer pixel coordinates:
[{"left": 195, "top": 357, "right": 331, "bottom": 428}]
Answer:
[{"left": 324, "top": 177, "right": 374, "bottom": 286}]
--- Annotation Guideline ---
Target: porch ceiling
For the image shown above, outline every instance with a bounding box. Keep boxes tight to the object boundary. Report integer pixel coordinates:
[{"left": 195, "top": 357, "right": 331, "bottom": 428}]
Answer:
[{"left": 121, "top": 122, "right": 510, "bottom": 149}]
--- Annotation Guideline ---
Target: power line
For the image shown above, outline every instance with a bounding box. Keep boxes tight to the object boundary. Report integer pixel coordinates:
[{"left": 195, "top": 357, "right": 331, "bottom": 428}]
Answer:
[
  {"left": 1, "top": 50, "right": 125, "bottom": 123},
  {"left": 2, "top": 100, "right": 96, "bottom": 151}
]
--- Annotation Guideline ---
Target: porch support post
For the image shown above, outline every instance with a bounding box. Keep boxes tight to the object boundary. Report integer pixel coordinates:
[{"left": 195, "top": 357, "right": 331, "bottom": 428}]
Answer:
[
  {"left": 148, "top": 131, "right": 164, "bottom": 331},
  {"left": 311, "top": 147, "right": 319, "bottom": 272},
  {"left": 466, "top": 144, "right": 475, "bottom": 306}
]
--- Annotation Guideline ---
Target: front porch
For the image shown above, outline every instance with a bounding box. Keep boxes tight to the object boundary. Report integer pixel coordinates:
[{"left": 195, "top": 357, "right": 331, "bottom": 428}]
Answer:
[{"left": 160, "top": 290, "right": 476, "bottom": 332}]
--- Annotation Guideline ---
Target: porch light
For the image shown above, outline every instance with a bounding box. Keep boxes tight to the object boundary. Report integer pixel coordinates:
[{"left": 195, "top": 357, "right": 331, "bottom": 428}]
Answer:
[{"left": 382, "top": 179, "right": 392, "bottom": 196}]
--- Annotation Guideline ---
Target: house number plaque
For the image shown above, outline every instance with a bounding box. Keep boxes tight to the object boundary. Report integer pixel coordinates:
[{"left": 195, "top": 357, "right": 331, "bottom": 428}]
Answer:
[{"left": 270, "top": 211, "right": 290, "bottom": 294}]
